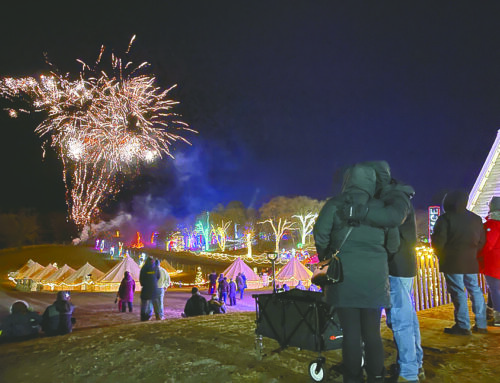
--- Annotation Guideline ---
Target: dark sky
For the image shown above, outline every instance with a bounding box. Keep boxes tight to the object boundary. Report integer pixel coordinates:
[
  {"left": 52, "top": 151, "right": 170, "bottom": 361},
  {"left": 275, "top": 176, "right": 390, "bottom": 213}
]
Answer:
[{"left": 1, "top": 1, "right": 500, "bottom": 219}]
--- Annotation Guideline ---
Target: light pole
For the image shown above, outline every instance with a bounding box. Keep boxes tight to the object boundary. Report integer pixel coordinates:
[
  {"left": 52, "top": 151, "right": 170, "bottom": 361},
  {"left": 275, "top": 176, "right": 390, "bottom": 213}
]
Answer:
[{"left": 267, "top": 252, "right": 278, "bottom": 293}]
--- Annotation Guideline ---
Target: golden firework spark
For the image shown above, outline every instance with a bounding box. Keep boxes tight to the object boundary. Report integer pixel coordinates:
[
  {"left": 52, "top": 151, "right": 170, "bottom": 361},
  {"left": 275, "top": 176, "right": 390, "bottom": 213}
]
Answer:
[{"left": 0, "top": 36, "right": 195, "bottom": 227}]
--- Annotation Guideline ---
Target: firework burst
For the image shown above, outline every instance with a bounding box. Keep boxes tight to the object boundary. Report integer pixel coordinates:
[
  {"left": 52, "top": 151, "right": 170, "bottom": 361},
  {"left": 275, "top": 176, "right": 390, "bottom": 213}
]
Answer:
[{"left": 0, "top": 36, "right": 194, "bottom": 227}]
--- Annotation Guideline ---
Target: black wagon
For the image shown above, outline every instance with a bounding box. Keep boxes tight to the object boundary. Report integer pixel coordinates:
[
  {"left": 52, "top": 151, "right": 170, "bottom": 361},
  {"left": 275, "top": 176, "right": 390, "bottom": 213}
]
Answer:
[{"left": 253, "top": 289, "right": 343, "bottom": 382}]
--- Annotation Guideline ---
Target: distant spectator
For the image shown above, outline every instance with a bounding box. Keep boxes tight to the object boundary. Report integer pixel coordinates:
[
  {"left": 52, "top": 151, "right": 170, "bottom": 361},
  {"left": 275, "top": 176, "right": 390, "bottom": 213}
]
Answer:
[
  {"left": 139, "top": 257, "right": 160, "bottom": 321},
  {"left": 208, "top": 294, "right": 226, "bottom": 314},
  {"left": 294, "top": 280, "right": 306, "bottom": 290},
  {"left": 208, "top": 271, "right": 218, "bottom": 295},
  {"left": 0, "top": 300, "right": 41, "bottom": 343},
  {"left": 153, "top": 260, "right": 171, "bottom": 320},
  {"left": 118, "top": 271, "right": 136, "bottom": 313},
  {"left": 283, "top": 284, "right": 290, "bottom": 292},
  {"left": 236, "top": 273, "right": 246, "bottom": 299},
  {"left": 228, "top": 279, "right": 237, "bottom": 306},
  {"left": 42, "top": 291, "right": 75, "bottom": 336},
  {"left": 183, "top": 287, "right": 208, "bottom": 317},
  {"left": 218, "top": 277, "right": 229, "bottom": 304}
]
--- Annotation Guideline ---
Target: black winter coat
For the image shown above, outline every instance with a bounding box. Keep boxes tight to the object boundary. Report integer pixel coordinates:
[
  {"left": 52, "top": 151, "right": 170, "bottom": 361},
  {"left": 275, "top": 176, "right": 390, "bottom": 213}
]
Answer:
[
  {"left": 139, "top": 259, "right": 160, "bottom": 300},
  {"left": 314, "top": 164, "right": 400, "bottom": 309},
  {"left": 184, "top": 294, "right": 208, "bottom": 317},
  {"left": 431, "top": 191, "right": 485, "bottom": 274},
  {"left": 42, "top": 300, "right": 75, "bottom": 336},
  {"left": 361, "top": 161, "right": 418, "bottom": 277}
]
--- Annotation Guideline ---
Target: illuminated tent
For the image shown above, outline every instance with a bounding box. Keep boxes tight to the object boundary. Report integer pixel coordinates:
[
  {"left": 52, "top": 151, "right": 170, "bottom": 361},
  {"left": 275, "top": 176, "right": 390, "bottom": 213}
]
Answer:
[
  {"left": 42, "top": 264, "right": 77, "bottom": 290},
  {"left": 160, "top": 259, "right": 177, "bottom": 274},
  {"left": 96, "top": 256, "right": 141, "bottom": 292},
  {"left": 275, "top": 257, "right": 313, "bottom": 288},
  {"left": 30, "top": 263, "right": 59, "bottom": 282},
  {"left": 62, "top": 262, "right": 104, "bottom": 291},
  {"left": 15, "top": 261, "right": 44, "bottom": 280},
  {"left": 222, "top": 257, "right": 262, "bottom": 289},
  {"left": 8, "top": 259, "right": 38, "bottom": 279},
  {"left": 468, "top": 129, "right": 500, "bottom": 219}
]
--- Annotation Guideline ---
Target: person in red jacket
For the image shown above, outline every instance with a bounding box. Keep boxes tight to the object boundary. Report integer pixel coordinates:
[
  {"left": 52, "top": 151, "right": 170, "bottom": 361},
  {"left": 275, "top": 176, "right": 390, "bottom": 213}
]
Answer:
[{"left": 478, "top": 196, "right": 500, "bottom": 327}]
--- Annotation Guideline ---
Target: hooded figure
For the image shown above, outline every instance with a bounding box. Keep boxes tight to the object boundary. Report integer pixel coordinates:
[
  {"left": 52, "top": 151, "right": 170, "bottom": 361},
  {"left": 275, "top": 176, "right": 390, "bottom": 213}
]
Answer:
[
  {"left": 118, "top": 271, "right": 136, "bottom": 312},
  {"left": 0, "top": 301, "right": 41, "bottom": 342},
  {"left": 432, "top": 190, "right": 485, "bottom": 274},
  {"left": 42, "top": 291, "right": 75, "bottom": 336},
  {"left": 431, "top": 190, "right": 487, "bottom": 335},
  {"left": 314, "top": 164, "right": 399, "bottom": 309},
  {"left": 314, "top": 164, "right": 400, "bottom": 382}
]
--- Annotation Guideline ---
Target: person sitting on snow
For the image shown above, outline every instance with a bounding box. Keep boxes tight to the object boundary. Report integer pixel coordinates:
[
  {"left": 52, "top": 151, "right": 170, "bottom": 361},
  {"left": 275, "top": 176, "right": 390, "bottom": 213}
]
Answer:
[
  {"left": 42, "top": 291, "right": 75, "bottom": 336},
  {"left": 208, "top": 294, "right": 226, "bottom": 314},
  {"left": 182, "top": 287, "right": 208, "bottom": 317},
  {"left": 0, "top": 300, "right": 42, "bottom": 343}
]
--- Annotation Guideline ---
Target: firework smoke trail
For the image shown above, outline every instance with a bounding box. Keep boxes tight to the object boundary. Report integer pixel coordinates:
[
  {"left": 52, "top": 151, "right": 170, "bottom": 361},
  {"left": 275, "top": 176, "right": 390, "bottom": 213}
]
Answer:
[{"left": 0, "top": 36, "right": 195, "bottom": 227}]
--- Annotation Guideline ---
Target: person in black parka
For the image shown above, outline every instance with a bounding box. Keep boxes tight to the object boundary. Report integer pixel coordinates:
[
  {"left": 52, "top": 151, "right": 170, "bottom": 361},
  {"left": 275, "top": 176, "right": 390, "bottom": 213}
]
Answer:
[
  {"left": 183, "top": 287, "right": 209, "bottom": 317},
  {"left": 139, "top": 256, "right": 160, "bottom": 321},
  {"left": 314, "top": 164, "right": 399, "bottom": 383},
  {"left": 0, "top": 300, "right": 41, "bottom": 343},
  {"left": 42, "top": 291, "right": 75, "bottom": 336},
  {"left": 431, "top": 190, "right": 487, "bottom": 334},
  {"left": 344, "top": 161, "right": 424, "bottom": 382}
]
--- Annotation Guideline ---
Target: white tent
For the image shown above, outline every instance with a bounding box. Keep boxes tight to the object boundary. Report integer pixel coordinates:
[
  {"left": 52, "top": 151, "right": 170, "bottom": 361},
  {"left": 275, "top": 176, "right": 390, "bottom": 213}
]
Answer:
[
  {"left": 96, "top": 256, "right": 141, "bottom": 292},
  {"left": 15, "top": 261, "right": 44, "bottom": 280},
  {"left": 275, "top": 257, "right": 313, "bottom": 288},
  {"left": 62, "top": 262, "right": 105, "bottom": 291},
  {"left": 8, "top": 259, "right": 37, "bottom": 279},
  {"left": 30, "top": 263, "right": 59, "bottom": 282},
  {"left": 42, "top": 264, "right": 76, "bottom": 290},
  {"left": 222, "top": 257, "right": 262, "bottom": 289},
  {"left": 45, "top": 264, "right": 76, "bottom": 283}
]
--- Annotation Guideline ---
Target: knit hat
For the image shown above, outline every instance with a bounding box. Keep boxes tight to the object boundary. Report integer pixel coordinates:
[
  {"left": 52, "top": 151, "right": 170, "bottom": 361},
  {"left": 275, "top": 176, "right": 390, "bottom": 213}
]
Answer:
[
  {"left": 191, "top": 287, "right": 199, "bottom": 294},
  {"left": 490, "top": 197, "right": 500, "bottom": 212}
]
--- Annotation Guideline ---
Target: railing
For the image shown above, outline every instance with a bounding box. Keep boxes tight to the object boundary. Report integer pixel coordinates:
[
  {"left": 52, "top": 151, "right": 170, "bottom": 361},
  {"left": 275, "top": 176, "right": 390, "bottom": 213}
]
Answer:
[{"left": 413, "top": 246, "right": 487, "bottom": 311}]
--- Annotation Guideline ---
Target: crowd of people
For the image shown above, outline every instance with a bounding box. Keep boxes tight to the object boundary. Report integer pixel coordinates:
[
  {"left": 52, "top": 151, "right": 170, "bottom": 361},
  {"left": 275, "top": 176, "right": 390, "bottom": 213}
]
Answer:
[{"left": 314, "top": 160, "right": 498, "bottom": 383}]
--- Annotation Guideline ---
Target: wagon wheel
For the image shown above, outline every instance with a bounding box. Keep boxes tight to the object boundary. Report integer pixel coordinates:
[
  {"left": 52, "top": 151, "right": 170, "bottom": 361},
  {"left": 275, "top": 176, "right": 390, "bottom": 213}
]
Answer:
[
  {"left": 255, "top": 334, "right": 263, "bottom": 360},
  {"left": 309, "top": 357, "right": 327, "bottom": 382}
]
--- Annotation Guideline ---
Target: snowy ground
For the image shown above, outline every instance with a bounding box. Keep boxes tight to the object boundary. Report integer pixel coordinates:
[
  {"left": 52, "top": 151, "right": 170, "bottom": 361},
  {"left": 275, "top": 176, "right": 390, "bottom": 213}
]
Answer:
[{"left": 1, "top": 285, "right": 500, "bottom": 382}]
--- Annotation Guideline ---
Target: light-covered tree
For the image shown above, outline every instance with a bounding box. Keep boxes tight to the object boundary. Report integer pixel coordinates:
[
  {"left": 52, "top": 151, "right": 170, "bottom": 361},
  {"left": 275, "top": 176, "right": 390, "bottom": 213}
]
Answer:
[
  {"left": 211, "top": 220, "right": 231, "bottom": 252},
  {"left": 259, "top": 217, "right": 296, "bottom": 254},
  {"left": 293, "top": 212, "right": 318, "bottom": 246},
  {"left": 195, "top": 211, "right": 211, "bottom": 250}
]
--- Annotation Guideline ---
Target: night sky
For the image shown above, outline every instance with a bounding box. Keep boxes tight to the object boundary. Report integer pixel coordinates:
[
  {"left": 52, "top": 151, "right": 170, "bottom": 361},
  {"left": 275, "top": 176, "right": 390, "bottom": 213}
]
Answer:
[{"left": 1, "top": 1, "right": 500, "bottom": 220}]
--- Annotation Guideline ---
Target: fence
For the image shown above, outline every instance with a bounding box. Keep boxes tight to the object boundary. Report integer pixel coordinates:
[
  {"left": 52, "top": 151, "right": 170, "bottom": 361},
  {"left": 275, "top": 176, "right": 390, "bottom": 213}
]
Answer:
[{"left": 413, "top": 246, "right": 487, "bottom": 311}]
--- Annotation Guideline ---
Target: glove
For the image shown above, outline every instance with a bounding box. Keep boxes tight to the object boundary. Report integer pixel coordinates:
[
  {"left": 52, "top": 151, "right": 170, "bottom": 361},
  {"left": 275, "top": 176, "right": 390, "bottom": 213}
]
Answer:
[{"left": 340, "top": 203, "right": 369, "bottom": 226}]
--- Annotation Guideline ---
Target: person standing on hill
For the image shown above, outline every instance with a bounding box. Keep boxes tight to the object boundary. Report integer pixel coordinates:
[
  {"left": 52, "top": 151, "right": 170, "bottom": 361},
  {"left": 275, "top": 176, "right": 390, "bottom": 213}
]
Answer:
[
  {"left": 314, "top": 164, "right": 400, "bottom": 383},
  {"left": 139, "top": 257, "right": 160, "bottom": 321},
  {"left": 478, "top": 196, "right": 500, "bottom": 327},
  {"left": 118, "top": 271, "right": 136, "bottom": 313},
  {"left": 218, "top": 277, "right": 229, "bottom": 304},
  {"left": 153, "top": 260, "right": 171, "bottom": 320},
  {"left": 344, "top": 161, "right": 424, "bottom": 383},
  {"left": 432, "top": 190, "right": 487, "bottom": 335},
  {"left": 236, "top": 273, "right": 245, "bottom": 299},
  {"left": 228, "top": 278, "right": 237, "bottom": 306},
  {"left": 208, "top": 271, "right": 217, "bottom": 295}
]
